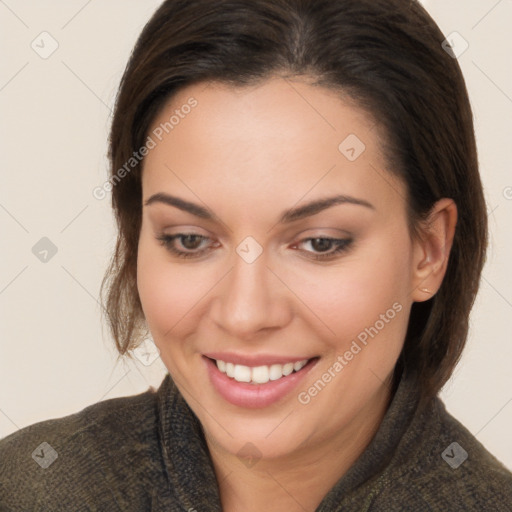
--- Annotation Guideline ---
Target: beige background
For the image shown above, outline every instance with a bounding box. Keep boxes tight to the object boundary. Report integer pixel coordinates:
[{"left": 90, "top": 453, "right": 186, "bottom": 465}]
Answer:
[{"left": 1, "top": 0, "right": 511, "bottom": 470}]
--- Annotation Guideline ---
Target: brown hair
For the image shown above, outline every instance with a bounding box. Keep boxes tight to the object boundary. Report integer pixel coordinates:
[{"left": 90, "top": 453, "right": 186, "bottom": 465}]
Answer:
[{"left": 101, "top": 0, "right": 487, "bottom": 408}]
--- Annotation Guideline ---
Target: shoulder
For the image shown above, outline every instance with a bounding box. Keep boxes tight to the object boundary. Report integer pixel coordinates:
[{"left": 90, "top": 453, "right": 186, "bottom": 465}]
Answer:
[
  {"left": 0, "top": 385, "right": 166, "bottom": 511},
  {"left": 375, "top": 395, "right": 512, "bottom": 511}
]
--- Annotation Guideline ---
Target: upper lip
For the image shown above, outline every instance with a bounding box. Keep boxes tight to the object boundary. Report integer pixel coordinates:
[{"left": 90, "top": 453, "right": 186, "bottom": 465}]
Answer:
[{"left": 203, "top": 352, "right": 315, "bottom": 367}]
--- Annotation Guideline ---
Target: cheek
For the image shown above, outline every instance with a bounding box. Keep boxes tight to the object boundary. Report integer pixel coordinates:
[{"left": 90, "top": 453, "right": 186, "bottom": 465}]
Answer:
[
  {"left": 292, "top": 235, "right": 412, "bottom": 346},
  {"left": 136, "top": 232, "right": 200, "bottom": 338}
]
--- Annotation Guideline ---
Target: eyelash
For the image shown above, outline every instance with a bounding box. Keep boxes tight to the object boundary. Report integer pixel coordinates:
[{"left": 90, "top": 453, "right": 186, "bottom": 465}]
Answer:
[{"left": 155, "top": 233, "right": 353, "bottom": 261}]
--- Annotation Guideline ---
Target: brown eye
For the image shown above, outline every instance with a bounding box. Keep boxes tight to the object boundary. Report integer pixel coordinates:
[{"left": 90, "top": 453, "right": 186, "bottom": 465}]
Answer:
[
  {"left": 310, "top": 238, "right": 333, "bottom": 252},
  {"left": 180, "top": 234, "right": 204, "bottom": 250},
  {"left": 156, "top": 233, "right": 213, "bottom": 259},
  {"left": 295, "top": 237, "right": 354, "bottom": 261}
]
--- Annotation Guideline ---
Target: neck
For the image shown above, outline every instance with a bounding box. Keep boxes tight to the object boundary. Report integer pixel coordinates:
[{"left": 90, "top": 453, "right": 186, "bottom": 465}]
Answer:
[{"left": 205, "top": 380, "right": 392, "bottom": 512}]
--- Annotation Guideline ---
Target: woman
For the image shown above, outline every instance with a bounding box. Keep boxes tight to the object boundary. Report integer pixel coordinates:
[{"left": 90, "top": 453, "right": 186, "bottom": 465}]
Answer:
[{"left": 1, "top": 0, "right": 511, "bottom": 510}]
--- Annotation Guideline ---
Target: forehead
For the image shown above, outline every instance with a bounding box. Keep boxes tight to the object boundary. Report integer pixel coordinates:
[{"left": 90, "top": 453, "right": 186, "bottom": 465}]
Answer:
[{"left": 141, "top": 77, "right": 405, "bottom": 216}]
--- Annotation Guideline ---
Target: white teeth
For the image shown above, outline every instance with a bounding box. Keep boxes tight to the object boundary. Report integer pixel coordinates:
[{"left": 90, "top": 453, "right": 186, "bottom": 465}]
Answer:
[
  {"left": 214, "top": 358, "right": 310, "bottom": 384},
  {"left": 233, "top": 365, "right": 251, "bottom": 382},
  {"left": 282, "top": 362, "right": 294, "bottom": 376},
  {"left": 293, "top": 360, "right": 307, "bottom": 372},
  {"left": 252, "top": 365, "right": 270, "bottom": 384},
  {"left": 225, "top": 362, "right": 235, "bottom": 378},
  {"left": 269, "top": 364, "right": 283, "bottom": 381}
]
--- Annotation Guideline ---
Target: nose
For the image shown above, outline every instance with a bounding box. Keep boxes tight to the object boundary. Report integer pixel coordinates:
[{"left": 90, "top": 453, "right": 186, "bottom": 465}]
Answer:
[{"left": 209, "top": 249, "right": 293, "bottom": 340}]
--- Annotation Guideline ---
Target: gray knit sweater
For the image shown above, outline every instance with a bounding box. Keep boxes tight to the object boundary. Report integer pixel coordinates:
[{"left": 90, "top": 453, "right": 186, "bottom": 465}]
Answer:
[{"left": 1, "top": 370, "right": 511, "bottom": 511}]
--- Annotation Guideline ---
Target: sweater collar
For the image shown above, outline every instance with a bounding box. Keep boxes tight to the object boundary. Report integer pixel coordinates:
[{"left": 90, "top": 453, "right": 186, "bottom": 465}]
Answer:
[
  {"left": 316, "top": 369, "right": 421, "bottom": 511},
  {"left": 157, "top": 369, "right": 420, "bottom": 511},
  {"left": 157, "top": 373, "right": 223, "bottom": 511}
]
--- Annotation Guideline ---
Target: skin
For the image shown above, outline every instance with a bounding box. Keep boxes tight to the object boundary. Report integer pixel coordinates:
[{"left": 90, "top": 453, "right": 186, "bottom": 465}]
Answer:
[{"left": 136, "top": 76, "right": 457, "bottom": 512}]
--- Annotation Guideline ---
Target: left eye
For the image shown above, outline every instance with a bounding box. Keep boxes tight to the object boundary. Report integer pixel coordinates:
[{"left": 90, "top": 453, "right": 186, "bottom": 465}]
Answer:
[{"left": 293, "top": 237, "right": 353, "bottom": 260}]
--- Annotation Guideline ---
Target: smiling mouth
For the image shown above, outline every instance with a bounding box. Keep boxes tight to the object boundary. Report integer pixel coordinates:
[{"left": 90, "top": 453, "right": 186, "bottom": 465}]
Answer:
[{"left": 206, "top": 356, "right": 319, "bottom": 385}]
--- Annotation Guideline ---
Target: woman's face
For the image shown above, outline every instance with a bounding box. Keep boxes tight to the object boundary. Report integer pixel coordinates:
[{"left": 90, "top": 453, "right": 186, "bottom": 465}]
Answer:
[{"left": 137, "top": 77, "right": 424, "bottom": 461}]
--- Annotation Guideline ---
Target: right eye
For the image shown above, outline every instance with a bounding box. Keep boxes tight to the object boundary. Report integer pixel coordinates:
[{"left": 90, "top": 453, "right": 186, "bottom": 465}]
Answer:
[{"left": 156, "top": 233, "right": 218, "bottom": 259}]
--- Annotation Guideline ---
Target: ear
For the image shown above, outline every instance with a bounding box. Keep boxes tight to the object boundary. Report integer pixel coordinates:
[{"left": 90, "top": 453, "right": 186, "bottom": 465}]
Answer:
[{"left": 410, "top": 198, "right": 458, "bottom": 302}]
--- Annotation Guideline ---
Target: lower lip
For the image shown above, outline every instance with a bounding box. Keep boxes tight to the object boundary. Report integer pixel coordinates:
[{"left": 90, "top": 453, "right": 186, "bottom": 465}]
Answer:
[{"left": 203, "top": 356, "right": 318, "bottom": 409}]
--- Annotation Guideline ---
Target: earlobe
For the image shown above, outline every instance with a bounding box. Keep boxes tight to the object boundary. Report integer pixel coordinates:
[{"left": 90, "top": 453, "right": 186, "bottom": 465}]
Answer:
[{"left": 411, "top": 198, "right": 458, "bottom": 302}]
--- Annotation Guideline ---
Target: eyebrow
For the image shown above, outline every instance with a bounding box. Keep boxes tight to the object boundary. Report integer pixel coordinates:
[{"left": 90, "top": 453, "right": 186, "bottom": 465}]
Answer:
[{"left": 144, "top": 192, "right": 375, "bottom": 224}]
